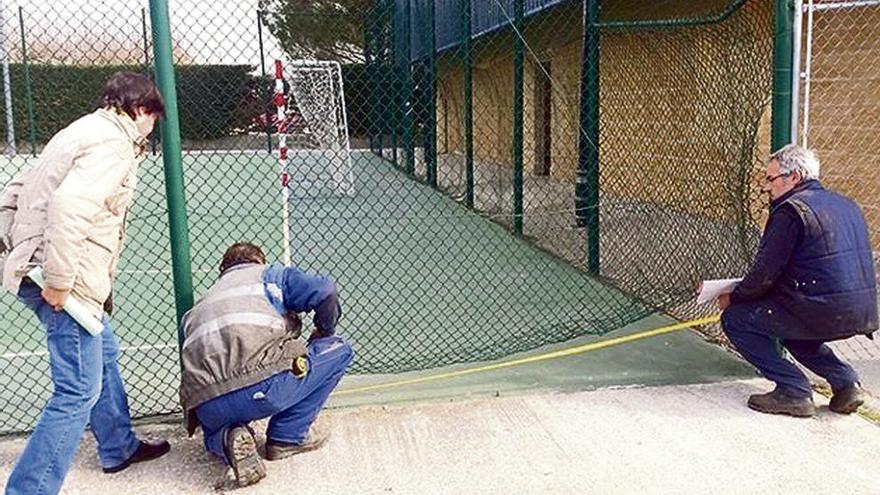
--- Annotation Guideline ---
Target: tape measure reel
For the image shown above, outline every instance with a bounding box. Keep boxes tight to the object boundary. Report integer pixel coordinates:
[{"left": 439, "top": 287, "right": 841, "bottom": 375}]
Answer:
[{"left": 292, "top": 355, "right": 309, "bottom": 378}]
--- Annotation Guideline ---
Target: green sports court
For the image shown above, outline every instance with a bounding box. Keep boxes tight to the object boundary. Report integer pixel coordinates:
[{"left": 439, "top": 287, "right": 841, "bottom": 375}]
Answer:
[{"left": 1, "top": 149, "right": 662, "bottom": 434}]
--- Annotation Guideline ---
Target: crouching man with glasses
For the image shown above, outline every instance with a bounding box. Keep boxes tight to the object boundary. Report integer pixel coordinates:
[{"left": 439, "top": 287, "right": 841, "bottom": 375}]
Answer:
[{"left": 716, "top": 144, "right": 877, "bottom": 417}]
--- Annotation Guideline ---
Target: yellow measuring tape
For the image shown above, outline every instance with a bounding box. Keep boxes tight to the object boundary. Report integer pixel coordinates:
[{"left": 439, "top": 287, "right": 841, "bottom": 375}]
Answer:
[{"left": 334, "top": 314, "right": 721, "bottom": 396}]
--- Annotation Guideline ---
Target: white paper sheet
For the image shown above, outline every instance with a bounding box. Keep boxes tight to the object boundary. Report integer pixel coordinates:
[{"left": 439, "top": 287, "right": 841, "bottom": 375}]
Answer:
[{"left": 696, "top": 278, "right": 743, "bottom": 305}]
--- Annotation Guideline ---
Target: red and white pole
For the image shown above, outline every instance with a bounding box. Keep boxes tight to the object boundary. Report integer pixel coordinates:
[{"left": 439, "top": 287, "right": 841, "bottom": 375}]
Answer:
[
  {"left": 274, "top": 60, "right": 289, "bottom": 184},
  {"left": 274, "top": 60, "right": 291, "bottom": 263}
]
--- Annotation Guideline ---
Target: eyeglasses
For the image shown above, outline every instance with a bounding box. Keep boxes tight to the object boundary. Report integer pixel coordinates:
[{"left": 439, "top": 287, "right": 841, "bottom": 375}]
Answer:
[{"left": 764, "top": 172, "right": 791, "bottom": 184}]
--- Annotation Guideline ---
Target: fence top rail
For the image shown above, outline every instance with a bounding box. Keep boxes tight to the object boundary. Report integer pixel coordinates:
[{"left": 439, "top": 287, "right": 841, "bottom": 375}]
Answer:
[
  {"left": 595, "top": 0, "right": 749, "bottom": 30},
  {"left": 808, "top": 0, "right": 880, "bottom": 11}
]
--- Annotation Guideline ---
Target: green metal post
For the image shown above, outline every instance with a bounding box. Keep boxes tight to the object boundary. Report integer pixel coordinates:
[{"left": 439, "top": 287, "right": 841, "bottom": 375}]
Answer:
[
  {"left": 463, "top": 0, "right": 473, "bottom": 208},
  {"left": 771, "top": 0, "right": 796, "bottom": 356},
  {"left": 257, "top": 10, "right": 272, "bottom": 153},
  {"left": 18, "top": 7, "right": 35, "bottom": 156},
  {"left": 148, "top": 0, "right": 194, "bottom": 345},
  {"left": 771, "top": 0, "right": 794, "bottom": 152},
  {"left": 512, "top": 0, "right": 524, "bottom": 234},
  {"left": 576, "top": 0, "right": 600, "bottom": 274},
  {"left": 426, "top": 0, "right": 438, "bottom": 188},
  {"left": 403, "top": 0, "right": 414, "bottom": 175}
]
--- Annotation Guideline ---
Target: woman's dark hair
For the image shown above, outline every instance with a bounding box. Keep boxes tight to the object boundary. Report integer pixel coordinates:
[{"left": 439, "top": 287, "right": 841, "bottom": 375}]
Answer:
[
  {"left": 219, "top": 242, "right": 267, "bottom": 274},
  {"left": 95, "top": 72, "right": 165, "bottom": 119}
]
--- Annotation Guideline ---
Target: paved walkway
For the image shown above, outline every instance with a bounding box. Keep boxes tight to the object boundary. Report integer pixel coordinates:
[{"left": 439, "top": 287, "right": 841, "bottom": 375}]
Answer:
[{"left": 1, "top": 379, "right": 877, "bottom": 494}]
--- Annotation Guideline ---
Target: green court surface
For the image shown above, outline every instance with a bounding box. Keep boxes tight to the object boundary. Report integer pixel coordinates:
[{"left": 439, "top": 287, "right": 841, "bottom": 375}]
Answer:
[
  {"left": 0, "top": 150, "right": 716, "bottom": 434},
  {"left": 287, "top": 151, "right": 650, "bottom": 373},
  {"left": 329, "top": 312, "right": 755, "bottom": 408}
]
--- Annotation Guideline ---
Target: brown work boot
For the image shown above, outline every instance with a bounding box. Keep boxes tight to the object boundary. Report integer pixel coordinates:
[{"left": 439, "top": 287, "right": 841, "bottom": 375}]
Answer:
[
  {"left": 265, "top": 428, "right": 329, "bottom": 461},
  {"left": 747, "top": 388, "right": 816, "bottom": 417},
  {"left": 224, "top": 426, "right": 266, "bottom": 487},
  {"left": 829, "top": 383, "right": 864, "bottom": 414}
]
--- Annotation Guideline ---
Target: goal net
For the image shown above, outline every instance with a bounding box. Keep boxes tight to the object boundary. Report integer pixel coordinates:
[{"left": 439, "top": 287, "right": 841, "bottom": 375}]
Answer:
[{"left": 282, "top": 60, "right": 354, "bottom": 196}]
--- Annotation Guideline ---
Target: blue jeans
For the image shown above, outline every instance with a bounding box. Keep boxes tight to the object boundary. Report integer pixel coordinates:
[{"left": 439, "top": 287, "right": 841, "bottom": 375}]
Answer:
[
  {"left": 196, "top": 335, "right": 354, "bottom": 464},
  {"left": 5, "top": 281, "right": 140, "bottom": 495},
  {"left": 722, "top": 303, "right": 859, "bottom": 398}
]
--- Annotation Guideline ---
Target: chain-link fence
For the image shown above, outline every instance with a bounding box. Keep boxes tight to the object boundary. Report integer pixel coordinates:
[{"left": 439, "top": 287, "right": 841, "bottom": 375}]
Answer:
[
  {"left": 796, "top": 0, "right": 880, "bottom": 361},
  {"left": 0, "top": 0, "right": 878, "bottom": 435},
  {"left": 0, "top": 1, "right": 182, "bottom": 435}
]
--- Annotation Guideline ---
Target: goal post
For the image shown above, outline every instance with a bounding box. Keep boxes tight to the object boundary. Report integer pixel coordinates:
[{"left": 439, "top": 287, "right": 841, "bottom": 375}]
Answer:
[{"left": 278, "top": 59, "right": 355, "bottom": 197}]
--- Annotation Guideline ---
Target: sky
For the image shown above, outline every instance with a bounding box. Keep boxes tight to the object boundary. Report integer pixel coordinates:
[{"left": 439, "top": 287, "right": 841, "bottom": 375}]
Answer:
[{"left": 0, "top": 0, "right": 285, "bottom": 67}]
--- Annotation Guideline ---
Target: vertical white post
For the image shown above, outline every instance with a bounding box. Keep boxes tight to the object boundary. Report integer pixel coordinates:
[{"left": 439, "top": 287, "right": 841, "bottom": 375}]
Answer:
[
  {"left": 1, "top": 1, "right": 16, "bottom": 156},
  {"left": 790, "top": 0, "right": 804, "bottom": 145},
  {"left": 802, "top": 0, "right": 815, "bottom": 147},
  {"left": 333, "top": 61, "right": 354, "bottom": 196}
]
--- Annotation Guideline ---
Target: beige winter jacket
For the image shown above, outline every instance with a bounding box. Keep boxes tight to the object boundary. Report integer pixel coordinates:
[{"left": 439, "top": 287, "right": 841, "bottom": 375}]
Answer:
[{"left": 0, "top": 108, "right": 146, "bottom": 316}]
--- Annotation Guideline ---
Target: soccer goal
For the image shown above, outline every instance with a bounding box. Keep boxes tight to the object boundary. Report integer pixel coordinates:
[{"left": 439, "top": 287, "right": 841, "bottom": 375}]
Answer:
[{"left": 274, "top": 59, "right": 354, "bottom": 197}]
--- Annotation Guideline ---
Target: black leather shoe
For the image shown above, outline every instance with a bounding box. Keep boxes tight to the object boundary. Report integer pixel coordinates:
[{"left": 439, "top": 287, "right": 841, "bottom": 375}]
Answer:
[
  {"left": 829, "top": 383, "right": 864, "bottom": 414},
  {"left": 747, "top": 388, "right": 816, "bottom": 417},
  {"left": 103, "top": 440, "right": 171, "bottom": 474}
]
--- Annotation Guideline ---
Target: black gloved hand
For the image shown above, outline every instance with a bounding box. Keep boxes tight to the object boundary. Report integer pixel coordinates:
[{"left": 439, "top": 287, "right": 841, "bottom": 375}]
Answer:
[{"left": 284, "top": 311, "right": 302, "bottom": 339}]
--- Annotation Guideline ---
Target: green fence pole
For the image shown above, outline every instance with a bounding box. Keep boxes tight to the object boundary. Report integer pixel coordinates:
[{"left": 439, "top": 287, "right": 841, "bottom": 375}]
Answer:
[
  {"left": 576, "top": 0, "right": 600, "bottom": 274},
  {"left": 426, "top": 0, "right": 438, "bottom": 188},
  {"left": 771, "top": 0, "right": 794, "bottom": 152},
  {"left": 257, "top": 9, "right": 272, "bottom": 153},
  {"left": 463, "top": 0, "right": 473, "bottom": 208},
  {"left": 403, "top": 0, "right": 414, "bottom": 175},
  {"left": 17, "top": 7, "right": 35, "bottom": 156},
  {"left": 512, "top": 0, "right": 524, "bottom": 234},
  {"left": 770, "top": 0, "right": 796, "bottom": 357},
  {"left": 148, "top": 0, "right": 194, "bottom": 348}
]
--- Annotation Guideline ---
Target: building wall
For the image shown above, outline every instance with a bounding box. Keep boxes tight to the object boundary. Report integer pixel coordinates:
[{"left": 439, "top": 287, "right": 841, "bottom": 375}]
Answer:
[{"left": 435, "top": 0, "right": 775, "bottom": 225}]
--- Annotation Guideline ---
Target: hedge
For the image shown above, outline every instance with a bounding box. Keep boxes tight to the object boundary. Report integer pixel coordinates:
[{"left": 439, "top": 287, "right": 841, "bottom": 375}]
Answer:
[{"left": 0, "top": 63, "right": 387, "bottom": 147}]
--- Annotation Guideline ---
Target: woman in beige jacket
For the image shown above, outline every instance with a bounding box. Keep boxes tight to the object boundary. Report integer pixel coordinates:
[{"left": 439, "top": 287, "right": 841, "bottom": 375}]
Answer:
[{"left": 1, "top": 72, "right": 170, "bottom": 495}]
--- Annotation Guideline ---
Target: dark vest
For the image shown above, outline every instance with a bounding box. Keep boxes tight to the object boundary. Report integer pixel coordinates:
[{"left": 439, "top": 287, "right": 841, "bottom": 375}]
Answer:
[{"left": 771, "top": 181, "right": 878, "bottom": 340}]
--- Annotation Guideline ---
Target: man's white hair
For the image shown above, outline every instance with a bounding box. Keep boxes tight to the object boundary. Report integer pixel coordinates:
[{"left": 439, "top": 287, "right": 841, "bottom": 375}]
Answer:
[{"left": 770, "top": 144, "right": 820, "bottom": 180}]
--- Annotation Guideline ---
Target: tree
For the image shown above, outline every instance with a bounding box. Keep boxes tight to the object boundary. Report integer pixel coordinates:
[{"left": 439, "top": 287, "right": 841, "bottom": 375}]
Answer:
[{"left": 259, "top": 0, "right": 374, "bottom": 64}]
